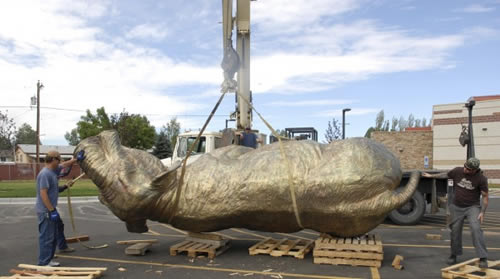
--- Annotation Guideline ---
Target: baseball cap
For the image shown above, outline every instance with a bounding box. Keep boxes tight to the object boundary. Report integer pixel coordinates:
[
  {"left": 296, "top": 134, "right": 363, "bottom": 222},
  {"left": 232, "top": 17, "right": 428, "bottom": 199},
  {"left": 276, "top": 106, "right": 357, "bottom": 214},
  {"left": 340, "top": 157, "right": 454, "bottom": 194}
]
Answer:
[
  {"left": 46, "top": 150, "right": 61, "bottom": 161},
  {"left": 465, "top": 157, "right": 480, "bottom": 170}
]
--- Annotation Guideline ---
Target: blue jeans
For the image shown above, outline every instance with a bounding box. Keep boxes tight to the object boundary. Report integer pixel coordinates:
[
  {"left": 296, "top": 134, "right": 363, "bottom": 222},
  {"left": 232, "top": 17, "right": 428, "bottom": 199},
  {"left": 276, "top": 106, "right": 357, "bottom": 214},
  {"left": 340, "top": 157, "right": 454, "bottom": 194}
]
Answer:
[
  {"left": 38, "top": 213, "right": 57, "bottom": 266},
  {"left": 37, "top": 213, "right": 69, "bottom": 265}
]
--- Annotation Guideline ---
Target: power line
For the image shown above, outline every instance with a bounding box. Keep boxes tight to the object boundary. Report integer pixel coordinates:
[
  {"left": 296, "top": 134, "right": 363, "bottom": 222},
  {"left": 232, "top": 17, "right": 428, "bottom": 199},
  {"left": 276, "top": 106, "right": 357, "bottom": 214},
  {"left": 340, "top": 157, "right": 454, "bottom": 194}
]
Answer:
[{"left": 0, "top": 106, "right": 227, "bottom": 117}]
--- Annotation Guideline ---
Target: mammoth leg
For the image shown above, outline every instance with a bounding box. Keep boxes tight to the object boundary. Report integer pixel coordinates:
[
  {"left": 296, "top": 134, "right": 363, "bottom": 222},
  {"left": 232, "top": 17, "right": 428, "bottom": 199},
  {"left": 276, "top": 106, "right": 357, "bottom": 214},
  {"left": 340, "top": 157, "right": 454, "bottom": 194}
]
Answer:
[{"left": 125, "top": 219, "right": 148, "bottom": 233}]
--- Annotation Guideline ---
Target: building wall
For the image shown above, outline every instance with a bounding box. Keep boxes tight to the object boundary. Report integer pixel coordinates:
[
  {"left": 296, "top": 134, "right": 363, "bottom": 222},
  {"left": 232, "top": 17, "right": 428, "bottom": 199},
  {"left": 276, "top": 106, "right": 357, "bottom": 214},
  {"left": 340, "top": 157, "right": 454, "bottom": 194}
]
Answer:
[
  {"left": 371, "top": 130, "right": 433, "bottom": 170},
  {"left": 15, "top": 149, "right": 33, "bottom": 164},
  {"left": 433, "top": 97, "right": 500, "bottom": 183}
]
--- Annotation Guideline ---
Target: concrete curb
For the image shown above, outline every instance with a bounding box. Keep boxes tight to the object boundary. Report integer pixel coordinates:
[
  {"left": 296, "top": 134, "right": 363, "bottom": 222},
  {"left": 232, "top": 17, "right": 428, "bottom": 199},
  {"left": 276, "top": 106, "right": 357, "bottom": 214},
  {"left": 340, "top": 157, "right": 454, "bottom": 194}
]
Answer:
[{"left": 0, "top": 196, "right": 99, "bottom": 204}]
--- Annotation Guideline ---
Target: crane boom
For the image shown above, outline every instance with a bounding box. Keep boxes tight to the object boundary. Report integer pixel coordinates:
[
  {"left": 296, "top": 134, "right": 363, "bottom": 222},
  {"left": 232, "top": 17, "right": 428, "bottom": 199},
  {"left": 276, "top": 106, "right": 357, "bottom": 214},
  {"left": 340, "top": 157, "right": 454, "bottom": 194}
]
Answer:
[{"left": 221, "top": 0, "right": 252, "bottom": 130}]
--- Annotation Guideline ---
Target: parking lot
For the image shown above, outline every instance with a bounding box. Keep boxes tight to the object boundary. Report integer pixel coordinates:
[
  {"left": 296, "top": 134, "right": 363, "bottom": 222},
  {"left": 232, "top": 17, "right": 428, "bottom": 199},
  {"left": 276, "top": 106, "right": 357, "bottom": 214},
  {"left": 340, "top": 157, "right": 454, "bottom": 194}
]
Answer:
[{"left": 1, "top": 197, "right": 500, "bottom": 279}]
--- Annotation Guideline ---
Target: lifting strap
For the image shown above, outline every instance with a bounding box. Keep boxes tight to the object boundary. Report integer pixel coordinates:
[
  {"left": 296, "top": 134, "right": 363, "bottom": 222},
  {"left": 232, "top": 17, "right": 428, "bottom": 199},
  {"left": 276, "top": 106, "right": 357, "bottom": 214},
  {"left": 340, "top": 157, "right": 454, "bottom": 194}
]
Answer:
[
  {"left": 66, "top": 173, "right": 108, "bottom": 249},
  {"left": 168, "top": 91, "right": 228, "bottom": 223}
]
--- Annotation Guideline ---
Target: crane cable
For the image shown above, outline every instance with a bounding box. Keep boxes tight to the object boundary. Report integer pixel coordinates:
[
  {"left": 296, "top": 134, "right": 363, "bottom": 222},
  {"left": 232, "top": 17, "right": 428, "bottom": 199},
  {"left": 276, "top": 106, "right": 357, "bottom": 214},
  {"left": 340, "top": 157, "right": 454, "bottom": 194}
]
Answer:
[{"left": 66, "top": 173, "right": 108, "bottom": 249}]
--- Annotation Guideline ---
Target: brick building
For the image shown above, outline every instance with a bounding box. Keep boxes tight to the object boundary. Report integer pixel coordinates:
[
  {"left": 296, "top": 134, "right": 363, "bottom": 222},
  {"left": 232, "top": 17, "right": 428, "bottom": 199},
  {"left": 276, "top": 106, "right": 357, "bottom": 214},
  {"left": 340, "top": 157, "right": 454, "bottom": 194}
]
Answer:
[
  {"left": 371, "top": 128, "right": 433, "bottom": 170},
  {"left": 433, "top": 95, "right": 500, "bottom": 184}
]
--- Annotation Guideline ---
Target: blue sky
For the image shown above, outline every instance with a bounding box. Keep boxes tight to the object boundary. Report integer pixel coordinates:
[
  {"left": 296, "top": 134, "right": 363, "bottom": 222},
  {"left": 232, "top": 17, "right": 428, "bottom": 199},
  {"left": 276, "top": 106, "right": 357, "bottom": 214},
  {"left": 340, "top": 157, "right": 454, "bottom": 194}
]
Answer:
[{"left": 1, "top": 0, "right": 499, "bottom": 145}]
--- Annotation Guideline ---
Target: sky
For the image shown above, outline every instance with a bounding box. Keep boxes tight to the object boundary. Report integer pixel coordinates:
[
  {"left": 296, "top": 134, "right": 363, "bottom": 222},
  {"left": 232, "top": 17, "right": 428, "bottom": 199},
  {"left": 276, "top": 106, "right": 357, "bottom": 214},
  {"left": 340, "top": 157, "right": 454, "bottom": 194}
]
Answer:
[{"left": 1, "top": 0, "right": 499, "bottom": 145}]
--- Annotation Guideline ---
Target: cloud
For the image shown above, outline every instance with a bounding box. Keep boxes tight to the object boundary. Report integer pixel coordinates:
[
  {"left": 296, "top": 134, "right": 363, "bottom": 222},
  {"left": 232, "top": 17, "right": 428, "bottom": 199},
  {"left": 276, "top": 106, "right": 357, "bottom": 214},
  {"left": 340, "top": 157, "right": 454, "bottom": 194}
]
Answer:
[
  {"left": 250, "top": 20, "right": 465, "bottom": 94},
  {"left": 266, "top": 99, "right": 355, "bottom": 107},
  {"left": 126, "top": 23, "right": 169, "bottom": 41},
  {"left": 456, "top": 4, "right": 495, "bottom": 13},
  {"left": 0, "top": 0, "right": 219, "bottom": 144}
]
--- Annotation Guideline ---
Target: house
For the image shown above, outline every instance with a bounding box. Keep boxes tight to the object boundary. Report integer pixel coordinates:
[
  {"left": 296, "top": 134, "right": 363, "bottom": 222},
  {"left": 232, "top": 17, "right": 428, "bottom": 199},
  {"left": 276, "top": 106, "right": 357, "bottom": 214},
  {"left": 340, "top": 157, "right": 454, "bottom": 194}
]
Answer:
[
  {"left": 15, "top": 144, "right": 75, "bottom": 163},
  {"left": 0, "top": 149, "right": 15, "bottom": 163}
]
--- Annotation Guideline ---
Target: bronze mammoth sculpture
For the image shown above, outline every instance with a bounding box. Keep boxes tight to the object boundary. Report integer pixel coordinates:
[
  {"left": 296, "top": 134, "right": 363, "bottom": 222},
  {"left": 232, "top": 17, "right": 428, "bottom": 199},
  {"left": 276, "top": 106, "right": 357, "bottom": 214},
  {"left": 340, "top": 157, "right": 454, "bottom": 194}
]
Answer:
[{"left": 76, "top": 130, "right": 419, "bottom": 237}]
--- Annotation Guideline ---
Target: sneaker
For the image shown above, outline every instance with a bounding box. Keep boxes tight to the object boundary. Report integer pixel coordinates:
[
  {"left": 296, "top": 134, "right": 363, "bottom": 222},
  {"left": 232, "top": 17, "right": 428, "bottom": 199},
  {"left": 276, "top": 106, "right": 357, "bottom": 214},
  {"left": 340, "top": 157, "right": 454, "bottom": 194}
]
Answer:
[
  {"left": 479, "top": 258, "right": 488, "bottom": 268},
  {"left": 59, "top": 247, "right": 75, "bottom": 253},
  {"left": 46, "top": 261, "right": 60, "bottom": 267},
  {"left": 446, "top": 255, "right": 457, "bottom": 265}
]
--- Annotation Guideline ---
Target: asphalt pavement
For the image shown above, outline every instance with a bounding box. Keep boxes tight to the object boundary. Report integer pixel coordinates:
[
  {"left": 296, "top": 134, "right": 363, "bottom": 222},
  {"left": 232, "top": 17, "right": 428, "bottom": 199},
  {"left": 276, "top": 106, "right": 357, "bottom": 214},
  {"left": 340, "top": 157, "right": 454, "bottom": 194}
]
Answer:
[{"left": 1, "top": 199, "right": 500, "bottom": 279}]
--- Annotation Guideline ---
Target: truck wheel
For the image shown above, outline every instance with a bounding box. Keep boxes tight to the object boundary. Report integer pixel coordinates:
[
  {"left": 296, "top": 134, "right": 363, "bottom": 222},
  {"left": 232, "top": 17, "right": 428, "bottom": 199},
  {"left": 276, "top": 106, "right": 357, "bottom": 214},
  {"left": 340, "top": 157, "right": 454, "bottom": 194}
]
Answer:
[{"left": 388, "top": 189, "right": 426, "bottom": 225}]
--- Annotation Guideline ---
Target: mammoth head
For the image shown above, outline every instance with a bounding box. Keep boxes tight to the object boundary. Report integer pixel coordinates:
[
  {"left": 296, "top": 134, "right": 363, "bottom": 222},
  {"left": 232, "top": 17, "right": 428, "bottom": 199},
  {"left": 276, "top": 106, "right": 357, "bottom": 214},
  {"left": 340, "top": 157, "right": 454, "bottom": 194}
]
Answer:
[{"left": 75, "top": 130, "right": 177, "bottom": 232}]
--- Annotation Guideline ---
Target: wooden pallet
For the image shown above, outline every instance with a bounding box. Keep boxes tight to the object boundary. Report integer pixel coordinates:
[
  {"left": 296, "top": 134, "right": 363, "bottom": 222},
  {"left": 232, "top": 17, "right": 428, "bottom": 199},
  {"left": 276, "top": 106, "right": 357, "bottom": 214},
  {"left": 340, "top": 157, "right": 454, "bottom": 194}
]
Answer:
[
  {"left": 313, "top": 234, "right": 383, "bottom": 268},
  {"left": 125, "top": 242, "right": 152, "bottom": 256},
  {"left": 170, "top": 239, "right": 231, "bottom": 259},
  {"left": 248, "top": 238, "right": 314, "bottom": 259},
  {"left": 1, "top": 264, "right": 106, "bottom": 279},
  {"left": 441, "top": 258, "right": 500, "bottom": 279}
]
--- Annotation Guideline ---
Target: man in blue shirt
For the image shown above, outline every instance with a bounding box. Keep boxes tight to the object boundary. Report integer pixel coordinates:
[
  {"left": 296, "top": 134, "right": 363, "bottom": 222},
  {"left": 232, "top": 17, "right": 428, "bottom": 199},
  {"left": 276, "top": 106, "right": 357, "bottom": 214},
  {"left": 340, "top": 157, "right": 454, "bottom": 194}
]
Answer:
[
  {"left": 240, "top": 127, "right": 261, "bottom": 149},
  {"left": 36, "top": 150, "right": 84, "bottom": 266}
]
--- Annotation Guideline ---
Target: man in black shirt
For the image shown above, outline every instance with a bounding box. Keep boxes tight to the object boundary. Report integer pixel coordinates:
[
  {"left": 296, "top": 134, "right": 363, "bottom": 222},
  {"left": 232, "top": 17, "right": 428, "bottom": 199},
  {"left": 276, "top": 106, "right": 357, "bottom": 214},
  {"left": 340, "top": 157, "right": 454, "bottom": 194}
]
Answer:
[{"left": 423, "top": 157, "right": 489, "bottom": 268}]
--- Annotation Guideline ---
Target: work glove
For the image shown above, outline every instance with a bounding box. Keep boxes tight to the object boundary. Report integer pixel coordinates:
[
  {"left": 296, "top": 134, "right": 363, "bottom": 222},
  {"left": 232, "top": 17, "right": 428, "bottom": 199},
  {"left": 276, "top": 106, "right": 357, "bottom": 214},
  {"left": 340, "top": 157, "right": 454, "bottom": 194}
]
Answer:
[
  {"left": 76, "top": 150, "right": 85, "bottom": 162},
  {"left": 49, "top": 209, "right": 60, "bottom": 222}
]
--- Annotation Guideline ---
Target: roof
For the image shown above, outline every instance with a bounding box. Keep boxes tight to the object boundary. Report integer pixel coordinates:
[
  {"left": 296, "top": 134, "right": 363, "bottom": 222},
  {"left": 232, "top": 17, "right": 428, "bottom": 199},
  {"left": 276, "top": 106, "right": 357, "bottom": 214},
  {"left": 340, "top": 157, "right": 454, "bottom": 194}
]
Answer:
[
  {"left": 179, "top": 131, "right": 222, "bottom": 137},
  {"left": 471, "top": 95, "right": 500, "bottom": 102},
  {"left": 16, "top": 144, "right": 75, "bottom": 155}
]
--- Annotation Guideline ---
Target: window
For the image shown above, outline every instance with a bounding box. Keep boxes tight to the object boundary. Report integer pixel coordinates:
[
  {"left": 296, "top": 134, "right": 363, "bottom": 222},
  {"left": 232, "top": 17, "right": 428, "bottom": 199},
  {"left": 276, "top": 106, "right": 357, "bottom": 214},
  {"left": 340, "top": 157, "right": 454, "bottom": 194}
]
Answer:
[
  {"left": 0, "top": 157, "right": 6, "bottom": 162},
  {"left": 214, "top": 137, "right": 223, "bottom": 149},
  {"left": 177, "top": 137, "right": 206, "bottom": 158}
]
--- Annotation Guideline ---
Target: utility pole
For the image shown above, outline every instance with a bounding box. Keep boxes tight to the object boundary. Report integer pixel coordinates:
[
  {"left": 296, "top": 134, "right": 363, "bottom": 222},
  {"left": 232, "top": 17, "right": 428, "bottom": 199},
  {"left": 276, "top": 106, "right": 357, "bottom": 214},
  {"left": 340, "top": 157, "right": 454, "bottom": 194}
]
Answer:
[
  {"left": 36, "top": 80, "right": 43, "bottom": 174},
  {"left": 342, "top": 108, "right": 351, "bottom": 139}
]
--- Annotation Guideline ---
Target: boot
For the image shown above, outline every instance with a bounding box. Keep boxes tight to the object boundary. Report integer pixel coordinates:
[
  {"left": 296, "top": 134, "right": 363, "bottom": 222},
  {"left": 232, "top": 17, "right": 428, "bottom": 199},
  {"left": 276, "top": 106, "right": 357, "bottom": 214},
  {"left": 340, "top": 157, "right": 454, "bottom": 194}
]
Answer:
[
  {"left": 446, "top": 255, "right": 457, "bottom": 265},
  {"left": 479, "top": 258, "right": 488, "bottom": 268}
]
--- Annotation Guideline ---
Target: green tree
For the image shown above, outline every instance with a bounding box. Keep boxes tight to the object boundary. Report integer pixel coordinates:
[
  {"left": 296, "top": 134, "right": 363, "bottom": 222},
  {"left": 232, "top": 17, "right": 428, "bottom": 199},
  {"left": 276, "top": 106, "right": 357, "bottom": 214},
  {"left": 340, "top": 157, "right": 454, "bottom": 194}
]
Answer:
[
  {"left": 364, "top": 127, "right": 375, "bottom": 138},
  {"left": 77, "top": 107, "right": 113, "bottom": 140},
  {"left": 153, "top": 129, "right": 172, "bottom": 159},
  {"left": 67, "top": 107, "right": 156, "bottom": 150},
  {"left": 64, "top": 128, "right": 80, "bottom": 145},
  {"left": 390, "top": 117, "right": 398, "bottom": 131},
  {"left": 15, "top": 123, "right": 38, "bottom": 144},
  {"left": 165, "top": 117, "right": 181, "bottom": 150},
  {"left": 325, "top": 118, "right": 342, "bottom": 143},
  {"left": 113, "top": 112, "right": 156, "bottom": 150},
  {"left": 0, "top": 110, "right": 16, "bottom": 149},
  {"left": 375, "top": 110, "right": 385, "bottom": 131}
]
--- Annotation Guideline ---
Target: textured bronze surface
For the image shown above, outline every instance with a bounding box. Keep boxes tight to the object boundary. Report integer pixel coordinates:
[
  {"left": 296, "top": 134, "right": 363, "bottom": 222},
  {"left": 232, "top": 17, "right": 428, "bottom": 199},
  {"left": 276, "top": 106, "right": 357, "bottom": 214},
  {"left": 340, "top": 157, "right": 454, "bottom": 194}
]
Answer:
[{"left": 76, "top": 130, "right": 419, "bottom": 237}]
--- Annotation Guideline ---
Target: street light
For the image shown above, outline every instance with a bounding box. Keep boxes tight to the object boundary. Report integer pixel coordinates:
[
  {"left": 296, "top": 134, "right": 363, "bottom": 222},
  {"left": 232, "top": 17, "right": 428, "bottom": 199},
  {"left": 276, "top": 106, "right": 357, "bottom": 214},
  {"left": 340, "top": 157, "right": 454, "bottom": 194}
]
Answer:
[{"left": 342, "top": 108, "right": 351, "bottom": 139}]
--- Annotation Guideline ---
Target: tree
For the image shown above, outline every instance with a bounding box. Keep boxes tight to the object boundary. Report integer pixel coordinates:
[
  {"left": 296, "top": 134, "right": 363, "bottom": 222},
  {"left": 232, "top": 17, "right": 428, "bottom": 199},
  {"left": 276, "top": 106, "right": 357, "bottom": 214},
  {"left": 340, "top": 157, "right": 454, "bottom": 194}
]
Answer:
[
  {"left": 113, "top": 112, "right": 156, "bottom": 150},
  {"left": 165, "top": 117, "right": 181, "bottom": 149},
  {"left": 76, "top": 107, "right": 113, "bottom": 140},
  {"left": 67, "top": 107, "right": 156, "bottom": 150},
  {"left": 0, "top": 111, "right": 16, "bottom": 150},
  {"left": 325, "top": 118, "right": 342, "bottom": 143},
  {"left": 398, "top": 116, "right": 408, "bottom": 131},
  {"left": 407, "top": 114, "right": 415, "bottom": 128},
  {"left": 422, "top": 117, "right": 428, "bottom": 127},
  {"left": 415, "top": 119, "right": 421, "bottom": 127},
  {"left": 364, "top": 127, "right": 375, "bottom": 138},
  {"left": 152, "top": 129, "right": 172, "bottom": 159},
  {"left": 64, "top": 128, "right": 80, "bottom": 145},
  {"left": 15, "top": 123, "right": 38, "bottom": 144},
  {"left": 382, "top": 120, "right": 390, "bottom": 131},
  {"left": 390, "top": 117, "right": 398, "bottom": 131},
  {"left": 375, "top": 110, "right": 384, "bottom": 131}
]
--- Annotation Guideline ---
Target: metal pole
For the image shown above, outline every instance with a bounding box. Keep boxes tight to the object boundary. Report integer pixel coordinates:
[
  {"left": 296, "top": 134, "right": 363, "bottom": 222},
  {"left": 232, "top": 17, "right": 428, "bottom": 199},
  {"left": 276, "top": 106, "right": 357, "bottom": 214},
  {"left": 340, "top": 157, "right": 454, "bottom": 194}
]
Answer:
[
  {"left": 465, "top": 100, "right": 475, "bottom": 159},
  {"left": 36, "top": 81, "right": 42, "bottom": 174},
  {"left": 342, "top": 108, "right": 351, "bottom": 139}
]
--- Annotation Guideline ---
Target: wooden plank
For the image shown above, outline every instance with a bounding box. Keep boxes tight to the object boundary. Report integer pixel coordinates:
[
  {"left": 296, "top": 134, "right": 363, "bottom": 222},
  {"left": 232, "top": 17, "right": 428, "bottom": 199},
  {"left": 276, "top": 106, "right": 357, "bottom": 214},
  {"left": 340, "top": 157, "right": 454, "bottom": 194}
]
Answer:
[
  {"left": 65, "top": 235, "right": 89, "bottom": 243},
  {"left": 425, "top": 234, "right": 442, "bottom": 240},
  {"left": 249, "top": 238, "right": 271, "bottom": 254},
  {"left": 17, "top": 264, "right": 107, "bottom": 271},
  {"left": 441, "top": 258, "right": 500, "bottom": 279},
  {"left": 10, "top": 269, "right": 102, "bottom": 278},
  {"left": 117, "top": 239, "right": 158, "bottom": 245},
  {"left": 187, "top": 232, "right": 223, "bottom": 241},
  {"left": 1, "top": 276, "right": 93, "bottom": 279},
  {"left": 391, "top": 255, "right": 404, "bottom": 270},
  {"left": 125, "top": 242, "right": 152, "bottom": 256},
  {"left": 185, "top": 236, "right": 228, "bottom": 247},
  {"left": 314, "top": 256, "right": 381, "bottom": 267},
  {"left": 313, "top": 250, "right": 383, "bottom": 260},
  {"left": 370, "top": 267, "right": 381, "bottom": 279}
]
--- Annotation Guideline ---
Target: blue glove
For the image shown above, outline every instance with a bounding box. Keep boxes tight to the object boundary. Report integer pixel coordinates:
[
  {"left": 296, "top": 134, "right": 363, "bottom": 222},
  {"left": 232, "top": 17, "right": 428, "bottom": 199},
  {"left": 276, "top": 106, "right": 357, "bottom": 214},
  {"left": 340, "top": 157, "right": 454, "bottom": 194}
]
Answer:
[
  {"left": 76, "top": 150, "right": 85, "bottom": 162},
  {"left": 49, "top": 209, "right": 60, "bottom": 222}
]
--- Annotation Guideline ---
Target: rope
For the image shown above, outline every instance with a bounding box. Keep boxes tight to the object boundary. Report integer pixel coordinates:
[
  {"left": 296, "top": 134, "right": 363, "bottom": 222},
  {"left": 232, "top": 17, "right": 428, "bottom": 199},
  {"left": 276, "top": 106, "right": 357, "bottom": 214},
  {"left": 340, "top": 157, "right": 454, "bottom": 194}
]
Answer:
[
  {"left": 168, "top": 91, "right": 227, "bottom": 223},
  {"left": 66, "top": 174, "right": 108, "bottom": 249},
  {"left": 234, "top": 92, "right": 304, "bottom": 228}
]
